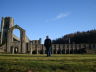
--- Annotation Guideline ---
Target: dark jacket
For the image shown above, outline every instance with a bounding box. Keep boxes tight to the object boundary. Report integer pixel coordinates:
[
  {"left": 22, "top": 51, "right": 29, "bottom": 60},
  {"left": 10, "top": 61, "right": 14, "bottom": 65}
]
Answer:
[{"left": 44, "top": 38, "right": 52, "bottom": 48}]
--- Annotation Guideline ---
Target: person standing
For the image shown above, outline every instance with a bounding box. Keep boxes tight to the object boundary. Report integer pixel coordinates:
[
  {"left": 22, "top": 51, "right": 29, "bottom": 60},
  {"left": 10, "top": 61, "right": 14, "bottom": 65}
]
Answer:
[{"left": 44, "top": 36, "right": 52, "bottom": 57}]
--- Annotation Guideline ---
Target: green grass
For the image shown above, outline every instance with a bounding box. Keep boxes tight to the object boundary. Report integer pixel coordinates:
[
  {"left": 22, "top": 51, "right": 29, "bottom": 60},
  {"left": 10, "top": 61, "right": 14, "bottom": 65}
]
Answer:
[{"left": 0, "top": 54, "right": 96, "bottom": 72}]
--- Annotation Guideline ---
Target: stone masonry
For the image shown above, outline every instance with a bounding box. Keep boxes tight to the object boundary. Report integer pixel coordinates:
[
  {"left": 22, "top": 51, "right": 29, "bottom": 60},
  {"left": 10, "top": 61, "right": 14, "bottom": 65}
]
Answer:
[{"left": 0, "top": 17, "right": 96, "bottom": 54}]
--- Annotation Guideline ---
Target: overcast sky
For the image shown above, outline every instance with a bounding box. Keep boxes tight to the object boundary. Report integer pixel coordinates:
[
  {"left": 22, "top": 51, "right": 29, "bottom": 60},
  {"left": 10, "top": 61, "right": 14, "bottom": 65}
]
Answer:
[{"left": 0, "top": 0, "right": 96, "bottom": 43}]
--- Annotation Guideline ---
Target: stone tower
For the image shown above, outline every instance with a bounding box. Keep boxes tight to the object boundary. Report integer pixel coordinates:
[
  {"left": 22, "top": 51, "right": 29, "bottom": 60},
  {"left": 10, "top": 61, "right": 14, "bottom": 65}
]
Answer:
[{"left": 0, "top": 17, "right": 14, "bottom": 44}]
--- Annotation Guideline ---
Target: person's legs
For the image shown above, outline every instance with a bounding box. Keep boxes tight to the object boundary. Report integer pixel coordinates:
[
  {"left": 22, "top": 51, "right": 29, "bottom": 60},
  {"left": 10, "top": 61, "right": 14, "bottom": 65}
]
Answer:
[
  {"left": 46, "top": 48, "right": 48, "bottom": 56},
  {"left": 49, "top": 47, "right": 51, "bottom": 56},
  {"left": 46, "top": 48, "right": 49, "bottom": 57},
  {"left": 48, "top": 49, "right": 49, "bottom": 56},
  {"left": 46, "top": 47, "right": 52, "bottom": 57},
  {"left": 47, "top": 50, "right": 49, "bottom": 57}
]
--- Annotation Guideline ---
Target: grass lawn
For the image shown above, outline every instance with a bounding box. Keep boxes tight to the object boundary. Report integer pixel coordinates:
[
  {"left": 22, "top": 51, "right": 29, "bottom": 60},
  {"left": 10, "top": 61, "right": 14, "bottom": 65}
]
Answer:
[{"left": 0, "top": 54, "right": 96, "bottom": 72}]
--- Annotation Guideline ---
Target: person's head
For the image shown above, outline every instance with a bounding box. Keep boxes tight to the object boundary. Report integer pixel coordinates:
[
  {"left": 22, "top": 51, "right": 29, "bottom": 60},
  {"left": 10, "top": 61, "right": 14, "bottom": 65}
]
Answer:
[{"left": 46, "top": 36, "right": 49, "bottom": 39}]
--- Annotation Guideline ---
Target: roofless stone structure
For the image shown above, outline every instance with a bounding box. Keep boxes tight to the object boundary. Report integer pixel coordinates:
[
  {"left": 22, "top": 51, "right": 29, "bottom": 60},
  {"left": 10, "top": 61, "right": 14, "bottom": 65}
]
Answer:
[{"left": 0, "top": 17, "right": 96, "bottom": 54}]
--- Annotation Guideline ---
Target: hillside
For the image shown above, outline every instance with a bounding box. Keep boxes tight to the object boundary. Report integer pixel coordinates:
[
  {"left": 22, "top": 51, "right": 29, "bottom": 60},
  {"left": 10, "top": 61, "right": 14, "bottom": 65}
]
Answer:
[{"left": 52, "top": 29, "right": 96, "bottom": 44}]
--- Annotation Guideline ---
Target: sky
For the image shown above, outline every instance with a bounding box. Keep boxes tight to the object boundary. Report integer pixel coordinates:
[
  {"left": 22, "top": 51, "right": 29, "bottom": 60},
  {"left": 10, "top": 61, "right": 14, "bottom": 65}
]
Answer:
[{"left": 0, "top": 0, "right": 96, "bottom": 43}]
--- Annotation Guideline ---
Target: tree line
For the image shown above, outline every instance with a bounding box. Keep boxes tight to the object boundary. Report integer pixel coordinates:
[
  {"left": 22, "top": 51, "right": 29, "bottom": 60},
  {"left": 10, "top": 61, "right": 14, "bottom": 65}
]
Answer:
[{"left": 52, "top": 29, "right": 96, "bottom": 44}]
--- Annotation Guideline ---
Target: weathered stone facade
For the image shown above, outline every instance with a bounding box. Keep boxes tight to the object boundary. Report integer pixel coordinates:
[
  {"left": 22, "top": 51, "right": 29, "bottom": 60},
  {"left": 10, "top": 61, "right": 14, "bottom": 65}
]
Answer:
[
  {"left": 0, "top": 17, "right": 27, "bottom": 53},
  {"left": 7, "top": 25, "right": 26, "bottom": 53},
  {"left": 0, "top": 17, "right": 96, "bottom": 54},
  {"left": 28, "top": 43, "right": 96, "bottom": 54}
]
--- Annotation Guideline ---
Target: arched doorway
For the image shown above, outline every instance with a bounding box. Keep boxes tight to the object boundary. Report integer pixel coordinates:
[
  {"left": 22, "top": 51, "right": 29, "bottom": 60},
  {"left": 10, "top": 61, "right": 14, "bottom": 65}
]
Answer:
[{"left": 14, "top": 47, "right": 18, "bottom": 53}]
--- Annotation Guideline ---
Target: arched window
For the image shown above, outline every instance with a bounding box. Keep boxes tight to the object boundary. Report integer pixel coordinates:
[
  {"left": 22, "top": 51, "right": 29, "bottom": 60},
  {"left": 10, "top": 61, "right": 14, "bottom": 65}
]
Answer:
[{"left": 13, "top": 29, "right": 20, "bottom": 42}]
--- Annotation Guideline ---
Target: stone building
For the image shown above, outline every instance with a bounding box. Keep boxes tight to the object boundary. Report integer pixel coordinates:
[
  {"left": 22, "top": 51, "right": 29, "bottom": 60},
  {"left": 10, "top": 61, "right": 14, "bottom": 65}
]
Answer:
[
  {"left": 0, "top": 17, "right": 96, "bottom": 54},
  {"left": 0, "top": 17, "right": 29, "bottom": 53}
]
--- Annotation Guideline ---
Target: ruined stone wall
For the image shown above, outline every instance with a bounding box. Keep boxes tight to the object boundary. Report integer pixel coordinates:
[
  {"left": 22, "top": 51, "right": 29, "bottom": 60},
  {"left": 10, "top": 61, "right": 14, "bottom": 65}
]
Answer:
[
  {"left": 7, "top": 25, "right": 26, "bottom": 54},
  {"left": 0, "top": 17, "right": 14, "bottom": 44},
  {"left": 28, "top": 43, "right": 96, "bottom": 54},
  {"left": 10, "top": 42, "right": 21, "bottom": 54}
]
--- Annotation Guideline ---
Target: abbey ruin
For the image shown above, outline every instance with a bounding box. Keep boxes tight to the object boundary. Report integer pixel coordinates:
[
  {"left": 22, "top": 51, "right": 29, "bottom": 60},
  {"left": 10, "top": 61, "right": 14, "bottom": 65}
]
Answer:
[{"left": 0, "top": 17, "right": 96, "bottom": 54}]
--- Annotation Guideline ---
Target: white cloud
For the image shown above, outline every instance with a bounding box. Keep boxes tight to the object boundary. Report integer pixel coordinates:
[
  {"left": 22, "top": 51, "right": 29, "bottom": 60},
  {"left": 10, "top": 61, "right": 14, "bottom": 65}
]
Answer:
[
  {"left": 56, "top": 13, "right": 69, "bottom": 20},
  {"left": 46, "top": 12, "right": 70, "bottom": 22}
]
